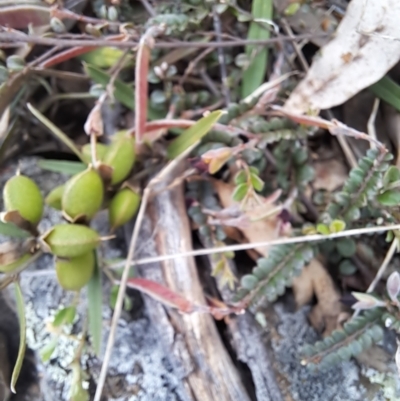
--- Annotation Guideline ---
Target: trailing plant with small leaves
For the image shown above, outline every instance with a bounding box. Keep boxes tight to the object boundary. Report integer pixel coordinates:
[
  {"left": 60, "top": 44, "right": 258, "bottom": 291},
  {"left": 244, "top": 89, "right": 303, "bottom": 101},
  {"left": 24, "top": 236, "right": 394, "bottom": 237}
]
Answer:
[
  {"left": 236, "top": 243, "right": 315, "bottom": 306},
  {"left": 301, "top": 308, "right": 384, "bottom": 370}
]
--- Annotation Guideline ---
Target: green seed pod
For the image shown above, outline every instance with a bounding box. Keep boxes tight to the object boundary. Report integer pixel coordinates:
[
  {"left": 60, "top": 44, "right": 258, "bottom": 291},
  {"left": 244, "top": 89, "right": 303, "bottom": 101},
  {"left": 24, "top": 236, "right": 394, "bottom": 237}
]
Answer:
[
  {"left": 81, "top": 143, "right": 108, "bottom": 164},
  {"left": 109, "top": 188, "right": 140, "bottom": 231},
  {"left": 45, "top": 184, "right": 65, "bottom": 210},
  {"left": 55, "top": 251, "right": 95, "bottom": 291},
  {"left": 3, "top": 175, "right": 43, "bottom": 225},
  {"left": 62, "top": 167, "right": 104, "bottom": 222},
  {"left": 103, "top": 133, "right": 136, "bottom": 185},
  {"left": 41, "top": 224, "right": 100, "bottom": 258}
]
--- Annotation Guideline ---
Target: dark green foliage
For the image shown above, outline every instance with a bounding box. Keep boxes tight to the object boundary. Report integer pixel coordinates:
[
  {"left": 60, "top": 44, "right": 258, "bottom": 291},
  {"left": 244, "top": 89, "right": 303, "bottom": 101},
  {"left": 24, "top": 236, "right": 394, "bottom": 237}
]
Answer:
[
  {"left": 322, "top": 149, "right": 393, "bottom": 225},
  {"left": 301, "top": 309, "right": 384, "bottom": 370},
  {"left": 235, "top": 244, "right": 315, "bottom": 305},
  {"left": 274, "top": 140, "right": 315, "bottom": 191}
]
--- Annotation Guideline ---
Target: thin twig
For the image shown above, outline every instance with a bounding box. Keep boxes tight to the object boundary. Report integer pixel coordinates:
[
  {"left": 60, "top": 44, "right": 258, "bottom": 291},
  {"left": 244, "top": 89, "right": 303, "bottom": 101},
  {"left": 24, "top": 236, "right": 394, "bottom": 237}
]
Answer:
[
  {"left": 0, "top": 32, "right": 330, "bottom": 49},
  {"left": 367, "top": 98, "right": 380, "bottom": 150},
  {"left": 367, "top": 238, "right": 398, "bottom": 293},
  {"left": 94, "top": 142, "right": 200, "bottom": 401},
  {"left": 109, "top": 223, "right": 400, "bottom": 269}
]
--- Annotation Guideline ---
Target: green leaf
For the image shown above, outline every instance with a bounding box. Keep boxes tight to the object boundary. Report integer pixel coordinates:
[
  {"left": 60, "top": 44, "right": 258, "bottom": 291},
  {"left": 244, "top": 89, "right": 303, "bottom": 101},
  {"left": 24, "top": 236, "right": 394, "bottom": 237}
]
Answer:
[
  {"left": 52, "top": 306, "right": 76, "bottom": 327},
  {"left": 167, "top": 110, "right": 224, "bottom": 159},
  {"left": 329, "top": 219, "right": 346, "bottom": 233},
  {"left": 37, "top": 159, "right": 87, "bottom": 175},
  {"left": 232, "top": 183, "right": 249, "bottom": 202},
  {"left": 87, "top": 252, "right": 102, "bottom": 356},
  {"left": 79, "top": 47, "right": 132, "bottom": 69},
  {"left": 370, "top": 76, "right": 400, "bottom": 113},
  {"left": 241, "top": 0, "right": 273, "bottom": 98},
  {"left": 316, "top": 224, "right": 330, "bottom": 235},
  {"left": 0, "top": 221, "right": 30, "bottom": 239},
  {"left": 339, "top": 259, "right": 357, "bottom": 275},
  {"left": 383, "top": 165, "right": 400, "bottom": 187},
  {"left": 10, "top": 282, "right": 26, "bottom": 393},
  {"left": 84, "top": 63, "right": 134, "bottom": 109},
  {"left": 84, "top": 63, "right": 163, "bottom": 121},
  {"left": 336, "top": 238, "right": 356, "bottom": 258},
  {"left": 284, "top": 2, "right": 300, "bottom": 16},
  {"left": 27, "top": 104, "right": 85, "bottom": 162},
  {"left": 377, "top": 189, "right": 400, "bottom": 206},
  {"left": 250, "top": 172, "right": 264, "bottom": 192},
  {"left": 241, "top": 274, "right": 259, "bottom": 290},
  {"left": 234, "top": 170, "right": 247, "bottom": 185},
  {"left": 39, "top": 337, "right": 58, "bottom": 362}
]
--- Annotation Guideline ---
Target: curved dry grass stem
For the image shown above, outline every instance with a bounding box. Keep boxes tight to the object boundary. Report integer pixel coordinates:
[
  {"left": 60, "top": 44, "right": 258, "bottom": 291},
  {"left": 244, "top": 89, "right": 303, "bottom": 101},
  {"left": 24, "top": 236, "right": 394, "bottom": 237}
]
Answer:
[{"left": 109, "top": 224, "right": 400, "bottom": 269}]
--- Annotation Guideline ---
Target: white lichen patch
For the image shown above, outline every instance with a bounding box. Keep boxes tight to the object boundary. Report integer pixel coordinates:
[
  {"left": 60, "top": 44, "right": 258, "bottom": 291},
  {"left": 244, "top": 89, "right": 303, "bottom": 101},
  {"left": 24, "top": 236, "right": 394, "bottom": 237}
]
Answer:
[{"left": 271, "top": 302, "right": 387, "bottom": 401}]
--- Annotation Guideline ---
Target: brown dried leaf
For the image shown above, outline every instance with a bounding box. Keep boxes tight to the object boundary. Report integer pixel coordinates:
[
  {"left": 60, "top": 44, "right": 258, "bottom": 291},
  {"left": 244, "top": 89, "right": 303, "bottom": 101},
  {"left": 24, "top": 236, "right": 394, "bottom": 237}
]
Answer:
[
  {"left": 293, "top": 258, "right": 343, "bottom": 336},
  {"left": 284, "top": 0, "right": 400, "bottom": 113},
  {"left": 212, "top": 180, "right": 282, "bottom": 256}
]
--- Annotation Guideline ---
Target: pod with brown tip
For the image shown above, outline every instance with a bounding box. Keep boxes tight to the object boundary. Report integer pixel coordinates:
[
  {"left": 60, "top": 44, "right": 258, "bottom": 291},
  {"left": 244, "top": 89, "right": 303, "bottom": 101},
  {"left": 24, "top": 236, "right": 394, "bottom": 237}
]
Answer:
[
  {"left": 81, "top": 143, "right": 108, "bottom": 164},
  {"left": 41, "top": 224, "right": 100, "bottom": 258},
  {"left": 55, "top": 251, "right": 95, "bottom": 291},
  {"left": 62, "top": 167, "right": 104, "bottom": 222},
  {"left": 102, "top": 134, "right": 136, "bottom": 185},
  {"left": 3, "top": 175, "right": 43, "bottom": 225},
  {"left": 45, "top": 184, "right": 65, "bottom": 210},
  {"left": 109, "top": 188, "right": 140, "bottom": 231}
]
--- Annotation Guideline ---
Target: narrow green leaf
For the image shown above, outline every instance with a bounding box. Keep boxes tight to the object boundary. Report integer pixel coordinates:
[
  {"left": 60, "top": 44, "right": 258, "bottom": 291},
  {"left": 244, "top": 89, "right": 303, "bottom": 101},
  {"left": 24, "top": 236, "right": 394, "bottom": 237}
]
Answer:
[
  {"left": 0, "top": 221, "right": 30, "bottom": 239},
  {"left": 250, "top": 172, "right": 264, "bottom": 192},
  {"left": 232, "top": 183, "right": 249, "bottom": 202},
  {"left": 241, "top": 0, "right": 273, "bottom": 98},
  {"left": 79, "top": 47, "right": 132, "bottom": 69},
  {"left": 234, "top": 170, "right": 247, "bottom": 185},
  {"left": 37, "top": 159, "right": 87, "bottom": 175},
  {"left": 84, "top": 63, "right": 163, "bottom": 120},
  {"left": 10, "top": 282, "right": 26, "bottom": 394},
  {"left": 27, "top": 103, "right": 85, "bottom": 162},
  {"left": 84, "top": 63, "right": 134, "bottom": 109},
  {"left": 167, "top": 110, "right": 224, "bottom": 159},
  {"left": 52, "top": 306, "right": 76, "bottom": 327},
  {"left": 87, "top": 252, "right": 102, "bottom": 356},
  {"left": 370, "top": 76, "right": 400, "bottom": 112},
  {"left": 39, "top": 337, "right": 58, "bottom": 362}
]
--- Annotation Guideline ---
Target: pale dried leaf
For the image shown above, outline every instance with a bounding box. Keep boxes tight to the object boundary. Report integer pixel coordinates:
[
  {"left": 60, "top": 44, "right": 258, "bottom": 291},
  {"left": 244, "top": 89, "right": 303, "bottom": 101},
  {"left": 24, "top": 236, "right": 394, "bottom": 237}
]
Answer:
[
  {"left": 293, "top": 258, "right": 343, "bottom": 336},
  {"left": 387, "top": 271, "right": 400, "bottom": 302},
  {"left": 212, "top": 180, "right": 282, "bottom": 256},
  {"left": 284, "top": 0, "right": 400, "bottom": 113},
  {"left": 313, "top": 159, "right": 347, "bottom": 192}
]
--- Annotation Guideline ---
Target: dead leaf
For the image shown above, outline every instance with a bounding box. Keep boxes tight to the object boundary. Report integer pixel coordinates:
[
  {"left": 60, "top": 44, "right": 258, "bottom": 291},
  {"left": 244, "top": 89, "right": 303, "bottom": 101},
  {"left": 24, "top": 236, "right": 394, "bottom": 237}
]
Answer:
[
  {"left": 293, "top": 257, "right": 343, "bottom": 336},
  {"left": 284, "top": 0, "right": 400, "bottom": 113},
  {"left": 313, "top": 159, "right": 347, "bottom": 192},
  {"left": 212, "top": 179, "right": 282, "bottom": 256}
]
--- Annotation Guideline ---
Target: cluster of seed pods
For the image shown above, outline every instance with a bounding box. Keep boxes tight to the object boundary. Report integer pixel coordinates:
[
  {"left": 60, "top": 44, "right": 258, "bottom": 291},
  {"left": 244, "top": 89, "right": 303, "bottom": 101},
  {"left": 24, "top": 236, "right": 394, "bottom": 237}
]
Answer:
[{"left": 0, "top": 131, "right": 141, "bottom": 291}]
